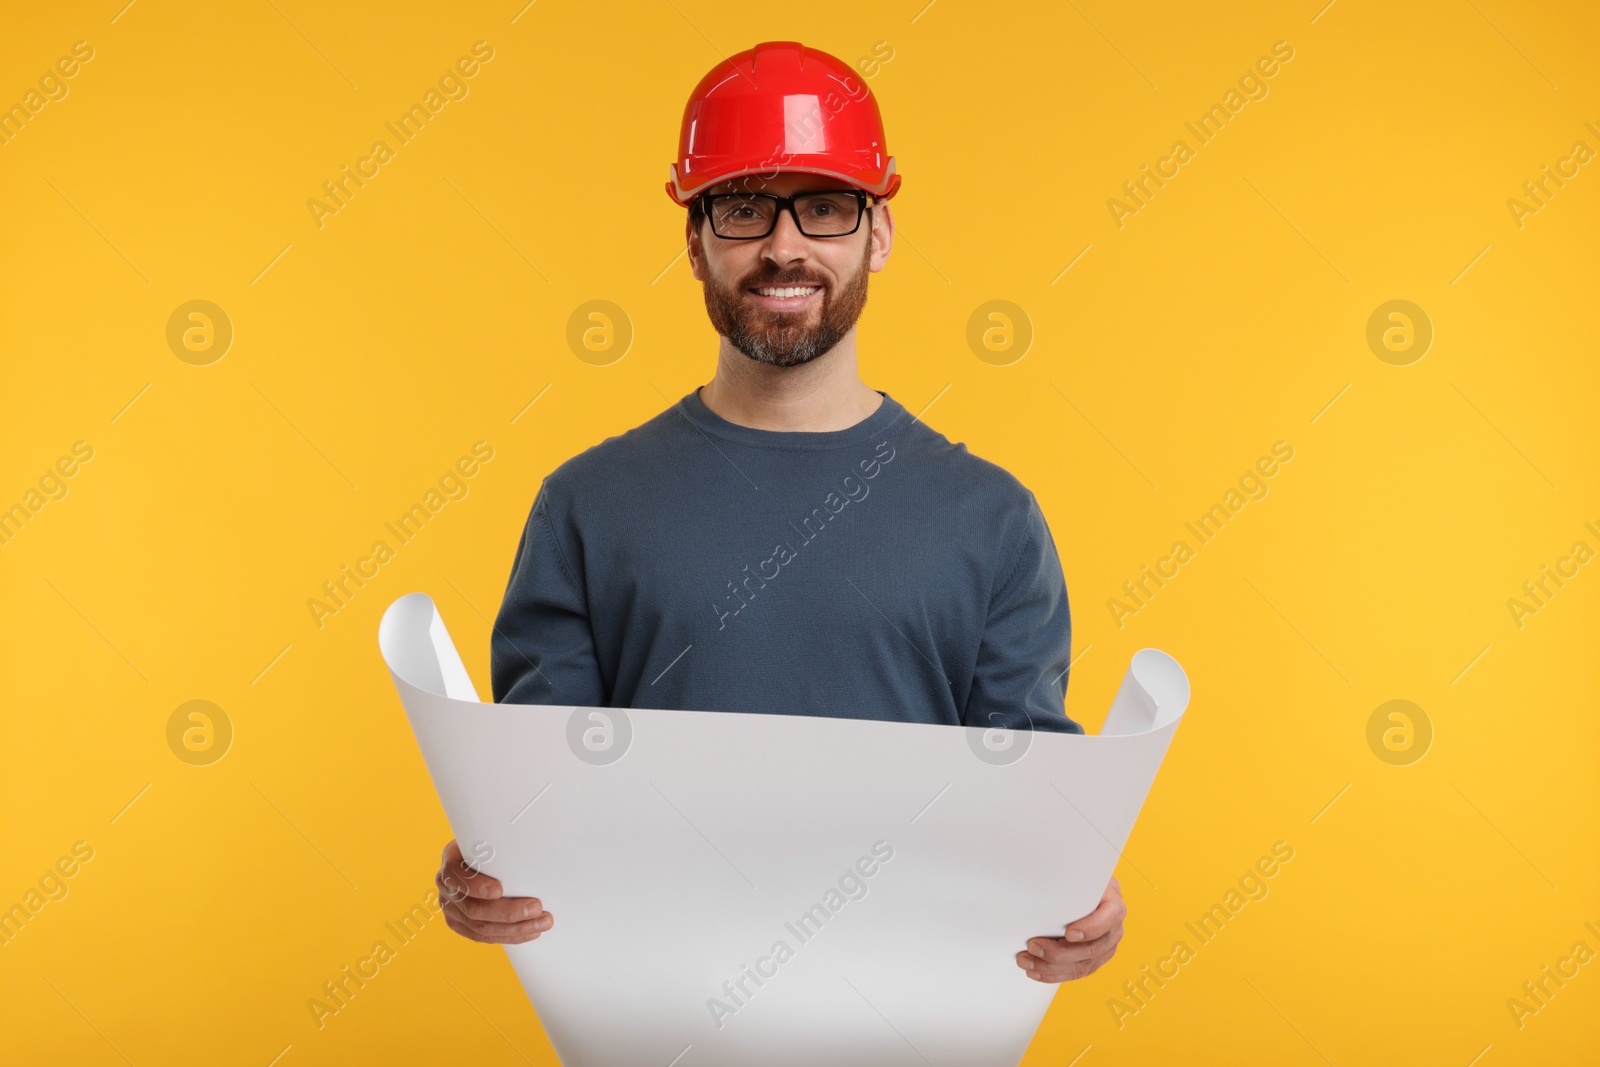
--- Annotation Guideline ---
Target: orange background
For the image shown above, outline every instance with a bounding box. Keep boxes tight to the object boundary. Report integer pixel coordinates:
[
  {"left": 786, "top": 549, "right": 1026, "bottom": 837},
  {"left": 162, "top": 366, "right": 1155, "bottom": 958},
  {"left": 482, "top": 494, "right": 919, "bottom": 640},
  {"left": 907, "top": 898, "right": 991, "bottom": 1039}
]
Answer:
[{"left": 1, "top": 1, "right": 1597, "bottom": 1064}]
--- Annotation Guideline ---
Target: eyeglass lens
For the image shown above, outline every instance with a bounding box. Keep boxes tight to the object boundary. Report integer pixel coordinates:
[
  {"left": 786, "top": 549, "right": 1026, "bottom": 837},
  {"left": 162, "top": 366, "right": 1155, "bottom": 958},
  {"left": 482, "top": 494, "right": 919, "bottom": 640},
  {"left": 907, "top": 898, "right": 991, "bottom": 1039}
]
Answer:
[{"left": 710, "top": 192, "right": 861, "bottom": 237}]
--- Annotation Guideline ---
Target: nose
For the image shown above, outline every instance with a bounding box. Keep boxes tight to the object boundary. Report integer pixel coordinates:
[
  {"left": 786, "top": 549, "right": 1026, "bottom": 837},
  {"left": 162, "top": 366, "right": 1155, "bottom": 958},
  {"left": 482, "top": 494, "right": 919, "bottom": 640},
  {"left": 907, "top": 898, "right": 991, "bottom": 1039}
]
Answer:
[{"left": 762, "top": 204, "right": 811, "bottom": 265}]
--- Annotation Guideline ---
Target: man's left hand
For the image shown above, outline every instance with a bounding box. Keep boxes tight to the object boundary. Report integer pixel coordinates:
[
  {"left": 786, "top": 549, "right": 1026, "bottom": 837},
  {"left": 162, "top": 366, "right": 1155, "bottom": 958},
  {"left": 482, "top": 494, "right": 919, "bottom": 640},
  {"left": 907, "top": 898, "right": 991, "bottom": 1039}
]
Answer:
[{"left": 1015, "top": 876, "right": 1125, "bottom": 983}]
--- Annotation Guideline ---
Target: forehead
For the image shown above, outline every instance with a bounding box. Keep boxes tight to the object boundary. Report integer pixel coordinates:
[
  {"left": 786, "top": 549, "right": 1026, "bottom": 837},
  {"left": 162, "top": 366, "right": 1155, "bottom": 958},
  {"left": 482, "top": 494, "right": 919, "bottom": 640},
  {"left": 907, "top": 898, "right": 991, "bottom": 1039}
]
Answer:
[{"left": 707, "top": 171, "right": 861, "bottom": 197}]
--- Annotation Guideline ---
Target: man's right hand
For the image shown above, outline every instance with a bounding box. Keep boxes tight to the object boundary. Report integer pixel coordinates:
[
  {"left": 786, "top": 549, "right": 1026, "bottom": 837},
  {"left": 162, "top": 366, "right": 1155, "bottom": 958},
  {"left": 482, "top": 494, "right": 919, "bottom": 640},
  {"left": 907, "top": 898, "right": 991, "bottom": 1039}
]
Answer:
[{"left": 436, "top": 838, "right": 553, "bottom": 944}]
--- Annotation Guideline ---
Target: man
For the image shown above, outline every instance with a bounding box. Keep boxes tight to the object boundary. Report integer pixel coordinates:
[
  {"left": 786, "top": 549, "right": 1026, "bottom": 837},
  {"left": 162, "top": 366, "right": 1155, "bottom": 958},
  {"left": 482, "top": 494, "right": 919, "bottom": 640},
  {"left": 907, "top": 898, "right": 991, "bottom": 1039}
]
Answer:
[{"left": 435, "top": 41, "right": 1125, "bottom": 987}]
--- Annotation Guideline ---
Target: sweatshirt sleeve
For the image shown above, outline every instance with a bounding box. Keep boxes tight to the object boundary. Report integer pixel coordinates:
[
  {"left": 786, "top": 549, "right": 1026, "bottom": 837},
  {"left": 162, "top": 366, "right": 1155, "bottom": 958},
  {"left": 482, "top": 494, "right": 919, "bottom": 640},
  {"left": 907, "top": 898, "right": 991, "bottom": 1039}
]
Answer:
[
  {"left": 963, "top": 493, "right": 1084, "bottom": 734},
  {"left": 490, "top": 479, "right": 610, "bottom": 707}
]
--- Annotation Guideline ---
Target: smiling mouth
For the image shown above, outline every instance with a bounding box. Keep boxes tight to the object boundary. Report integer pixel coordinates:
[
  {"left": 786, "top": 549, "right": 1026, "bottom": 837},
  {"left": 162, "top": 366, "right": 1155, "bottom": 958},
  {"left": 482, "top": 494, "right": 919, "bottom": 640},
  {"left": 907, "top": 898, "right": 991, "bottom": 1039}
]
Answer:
[
  {"left": 746, "top": 284, "right": 823, "bottom": 309},
  {"left": 752, "top": 285, "right": 820, "bottom": 298}
]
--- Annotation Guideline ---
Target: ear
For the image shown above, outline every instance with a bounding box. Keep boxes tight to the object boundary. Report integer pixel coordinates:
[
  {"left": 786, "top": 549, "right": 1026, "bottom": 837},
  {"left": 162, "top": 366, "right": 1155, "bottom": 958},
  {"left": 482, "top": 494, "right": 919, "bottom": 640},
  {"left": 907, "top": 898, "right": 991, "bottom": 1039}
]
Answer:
[
  {"left": 687, "top": 215, "right": 706, "bottom": 282},
  {"left": 868, "top": 200, "right": 894, "bottom": 273}
]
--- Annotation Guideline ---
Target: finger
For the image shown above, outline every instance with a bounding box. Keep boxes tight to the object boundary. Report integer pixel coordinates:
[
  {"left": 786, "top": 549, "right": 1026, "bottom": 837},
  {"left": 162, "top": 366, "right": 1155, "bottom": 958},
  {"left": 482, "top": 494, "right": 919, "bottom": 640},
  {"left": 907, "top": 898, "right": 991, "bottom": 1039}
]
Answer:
[
  {"left": 479, "top": 911, "right": 552, "bottom": 942},
  {"left": 445, "top": 910, "right": 554, "bottom": 944},
  {"left": 439, "top": 840, "right": 506, "bottom": 901},
  {"left": 1065, "top": 881, "right": 1126, "bottom": 943},
  {"left": 439, "top": 838, "right": 505, "bottom": 898},
  {"left": 437, "top": 866, "right": 506, "bottom": 909},
  {"left": 1066, "top": 921, "right": 1123, "bottom": 958},
  {"left": 1016, "top": 954, "right": 1097, "bottom": 984},
  {"left": 1024, "top": 936, "right": 1096, "bottom": 966},
  {"left": 462, "top": 912, "right": 552, "bottom": 942},
  {"left": 446, "top": 892, "right": 546, "bottom": 926},
  {"left": 1063, "top": 900, "right": 1118, "bottom": 942},
  {"left": 445, "top": 914, "right": 544, "bottom": 944},
  {"left": 441, "top": 883, "right": 547, "bottom": 927},
  {"left": 471, "top": 928, "right": 551, "bottom": 945},
  {"left": 1018, "top": 922, "right": 1123, "bottom": 979},
  {"left": 1022, "top": 947, "right": 1104, "bottom": 983}
]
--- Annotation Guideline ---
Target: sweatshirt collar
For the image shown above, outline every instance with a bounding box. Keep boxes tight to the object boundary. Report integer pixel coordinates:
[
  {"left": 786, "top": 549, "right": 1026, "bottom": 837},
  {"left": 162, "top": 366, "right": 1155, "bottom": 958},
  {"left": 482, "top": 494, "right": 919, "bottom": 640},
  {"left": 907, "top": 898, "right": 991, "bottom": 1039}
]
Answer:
[{"left": 676, "top": 387, "right": 908, "bottom": 451}]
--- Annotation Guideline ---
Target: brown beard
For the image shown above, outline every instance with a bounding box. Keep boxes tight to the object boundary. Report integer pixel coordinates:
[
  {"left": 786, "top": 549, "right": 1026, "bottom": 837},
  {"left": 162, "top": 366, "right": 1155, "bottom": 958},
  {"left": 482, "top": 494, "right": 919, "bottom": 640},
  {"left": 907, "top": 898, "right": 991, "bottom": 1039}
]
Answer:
[{"left": 701, "top": 235, "right": 871, "bottom": 368}]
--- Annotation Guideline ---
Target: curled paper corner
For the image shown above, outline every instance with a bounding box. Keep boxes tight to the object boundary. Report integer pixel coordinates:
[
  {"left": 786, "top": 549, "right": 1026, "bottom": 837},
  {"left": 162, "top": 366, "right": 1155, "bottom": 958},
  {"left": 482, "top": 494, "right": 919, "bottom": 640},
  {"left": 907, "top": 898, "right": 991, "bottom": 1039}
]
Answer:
[
  {"left": 379, "top": 592, "right": 479, "bottom": 702},
  {"left": 1101, "top": 647, "right": 1191, "bottom": 737}
]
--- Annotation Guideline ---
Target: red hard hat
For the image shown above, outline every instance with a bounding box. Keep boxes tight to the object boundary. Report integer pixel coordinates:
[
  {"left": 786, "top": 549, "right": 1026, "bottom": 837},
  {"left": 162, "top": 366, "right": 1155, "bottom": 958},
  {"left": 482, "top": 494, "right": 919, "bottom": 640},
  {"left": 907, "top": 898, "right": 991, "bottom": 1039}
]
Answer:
[{"left": 665, "top": 41, "right": 902, "bottom": 207}]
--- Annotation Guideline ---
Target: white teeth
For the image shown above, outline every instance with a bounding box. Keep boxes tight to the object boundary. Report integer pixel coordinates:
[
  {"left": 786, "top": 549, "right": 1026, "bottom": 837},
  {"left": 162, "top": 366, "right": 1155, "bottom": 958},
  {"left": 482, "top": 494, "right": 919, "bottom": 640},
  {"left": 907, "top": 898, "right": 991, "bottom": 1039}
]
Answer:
[{"left": 755, "top": 286, "right": 819, "bottom": 299}]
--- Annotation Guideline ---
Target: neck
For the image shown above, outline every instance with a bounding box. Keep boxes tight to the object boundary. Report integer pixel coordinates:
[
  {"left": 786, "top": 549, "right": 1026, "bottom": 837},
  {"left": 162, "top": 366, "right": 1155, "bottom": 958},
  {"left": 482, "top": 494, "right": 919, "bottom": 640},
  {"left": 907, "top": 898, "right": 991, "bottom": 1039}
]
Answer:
[{"left": 699, "top": 329, "right": 882, "bottom": 432}]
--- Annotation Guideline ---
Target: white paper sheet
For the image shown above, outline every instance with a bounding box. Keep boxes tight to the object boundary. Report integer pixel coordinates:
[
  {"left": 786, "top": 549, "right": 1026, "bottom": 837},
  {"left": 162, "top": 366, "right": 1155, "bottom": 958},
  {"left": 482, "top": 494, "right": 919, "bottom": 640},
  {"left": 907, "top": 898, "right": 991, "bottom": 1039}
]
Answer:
[{"left": 380, "top": 592, "right": 1189, "bottom": 1067}]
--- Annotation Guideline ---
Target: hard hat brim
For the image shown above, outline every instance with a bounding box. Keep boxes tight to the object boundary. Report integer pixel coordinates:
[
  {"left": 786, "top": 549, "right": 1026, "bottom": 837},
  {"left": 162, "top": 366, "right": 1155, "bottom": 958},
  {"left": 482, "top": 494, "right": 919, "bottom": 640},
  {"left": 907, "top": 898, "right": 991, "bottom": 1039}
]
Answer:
[{"left": 666, "top": 158, "right": 900, "bottom": 207}]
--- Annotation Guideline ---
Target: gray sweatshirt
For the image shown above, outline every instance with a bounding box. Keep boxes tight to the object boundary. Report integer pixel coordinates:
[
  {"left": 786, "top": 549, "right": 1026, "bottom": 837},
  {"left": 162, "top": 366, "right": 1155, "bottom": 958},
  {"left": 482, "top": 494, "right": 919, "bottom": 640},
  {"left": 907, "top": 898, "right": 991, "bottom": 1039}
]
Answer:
[{"left": 491, "top": 388, "right": 1083, "bottom": 734}]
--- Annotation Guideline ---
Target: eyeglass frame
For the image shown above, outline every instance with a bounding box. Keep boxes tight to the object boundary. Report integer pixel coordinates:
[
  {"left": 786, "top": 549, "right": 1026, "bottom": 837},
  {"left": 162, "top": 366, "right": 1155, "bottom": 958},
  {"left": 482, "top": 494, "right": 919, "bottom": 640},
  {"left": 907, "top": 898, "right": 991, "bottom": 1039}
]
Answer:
[{"left": 698, "top": 188, "right": 875, "bottom": 240}]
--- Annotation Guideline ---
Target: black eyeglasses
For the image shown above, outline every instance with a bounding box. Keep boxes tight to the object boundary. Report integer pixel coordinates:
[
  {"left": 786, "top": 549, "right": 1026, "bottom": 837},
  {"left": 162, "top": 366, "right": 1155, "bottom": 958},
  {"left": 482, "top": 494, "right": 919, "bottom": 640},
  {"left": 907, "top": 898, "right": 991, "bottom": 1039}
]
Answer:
[{"left": 701, "top": 189, "right": 872, "bottom": 240}]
